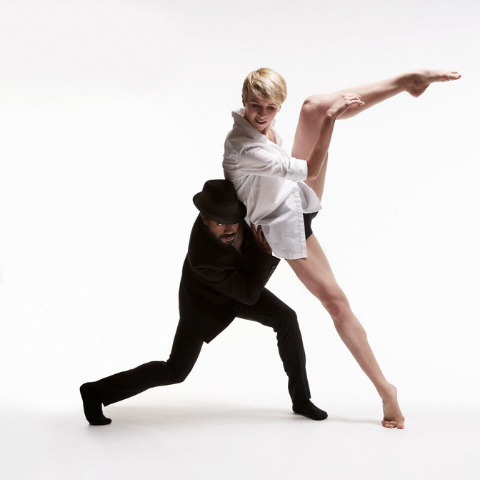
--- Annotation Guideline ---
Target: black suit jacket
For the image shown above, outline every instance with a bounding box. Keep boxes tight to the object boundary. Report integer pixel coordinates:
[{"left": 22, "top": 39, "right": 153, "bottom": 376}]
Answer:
[{"left": 178, "top": 215, "right": 280, "bottom": 343}]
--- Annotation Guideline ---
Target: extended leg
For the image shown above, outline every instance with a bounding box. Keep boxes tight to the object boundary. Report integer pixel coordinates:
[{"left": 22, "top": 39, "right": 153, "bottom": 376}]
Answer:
[
  {"left": 237, "top": 289, "right": 327, "bottom": 420},
  {"left": 287, "top": 234, "right": 405, "bottom": 429},
  {"left": 80, "top": 323, "right": 203, "bottom": 425},
  {"left": 292, "top": 69, "right": 461, "bottom": 201}
]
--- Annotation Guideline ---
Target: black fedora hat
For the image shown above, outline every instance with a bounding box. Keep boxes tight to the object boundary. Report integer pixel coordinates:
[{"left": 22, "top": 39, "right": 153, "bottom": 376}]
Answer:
[{"left": 193, "top": 180, "right": 246, "bottom": 224}]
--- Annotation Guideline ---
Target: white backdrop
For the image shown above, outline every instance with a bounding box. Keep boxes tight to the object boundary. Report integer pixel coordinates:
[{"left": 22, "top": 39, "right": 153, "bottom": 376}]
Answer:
[{"left": 1, "top": 0, "right": 479, "bottom": 478}]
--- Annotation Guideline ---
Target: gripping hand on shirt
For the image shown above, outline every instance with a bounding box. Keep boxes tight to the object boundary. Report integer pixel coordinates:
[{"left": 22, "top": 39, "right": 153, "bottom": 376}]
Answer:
[{"left": 251, "top": 224, "right": 273, "bottom": 255}]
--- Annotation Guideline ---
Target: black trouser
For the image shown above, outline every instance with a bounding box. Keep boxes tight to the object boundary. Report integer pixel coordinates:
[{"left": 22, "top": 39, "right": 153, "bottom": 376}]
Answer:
[{"left": 90, "top": 289, "right": 311, "bottom": 407}]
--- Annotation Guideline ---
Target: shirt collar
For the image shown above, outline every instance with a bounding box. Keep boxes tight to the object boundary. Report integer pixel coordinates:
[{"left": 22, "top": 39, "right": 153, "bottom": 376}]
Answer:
[{"left": 232, "top": 107, "right": 276, "bottom": 142}]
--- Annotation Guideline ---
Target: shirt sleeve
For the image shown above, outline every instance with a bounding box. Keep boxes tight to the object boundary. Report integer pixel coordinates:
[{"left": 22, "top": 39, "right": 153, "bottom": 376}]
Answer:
[{"left": 238, "top": 144, "right": 308, "bottom": 182}]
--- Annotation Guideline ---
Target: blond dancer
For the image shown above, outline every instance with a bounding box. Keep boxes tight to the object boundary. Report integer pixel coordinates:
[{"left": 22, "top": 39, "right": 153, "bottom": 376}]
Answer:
[{"left": 223, "top": 68, "right": 461, "bottom": 428}]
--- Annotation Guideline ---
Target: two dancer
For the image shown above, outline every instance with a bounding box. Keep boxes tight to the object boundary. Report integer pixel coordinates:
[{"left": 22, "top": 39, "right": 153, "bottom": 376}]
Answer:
[
  {"left": 223, "top": 68, "right": 461, "bottom": 429},
  {"left": 81, "top": 68, "right": 460, "bottom": 429},
  {"left": 80, "top": 180, "right": 327, "bottom": 425}
]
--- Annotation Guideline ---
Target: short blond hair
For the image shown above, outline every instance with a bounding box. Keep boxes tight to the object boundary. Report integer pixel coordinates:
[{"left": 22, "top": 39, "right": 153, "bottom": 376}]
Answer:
[{"left": 242, "top": 68, "right": 287, "bottom": 107}]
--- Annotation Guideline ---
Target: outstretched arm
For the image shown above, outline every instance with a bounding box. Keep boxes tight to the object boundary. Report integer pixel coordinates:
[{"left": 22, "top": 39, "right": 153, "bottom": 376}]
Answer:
[{"left": 305, "top": 93, "right": 364, "bottom": 180}]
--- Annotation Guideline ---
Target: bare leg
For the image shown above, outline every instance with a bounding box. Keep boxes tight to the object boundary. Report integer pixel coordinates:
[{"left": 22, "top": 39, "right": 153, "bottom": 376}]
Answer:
[
  {"left": 292, "top": 69, "right": 461, "bottom": 201},
  {"left": 287, "top": 234, "right": 405, "bottom": 429}
]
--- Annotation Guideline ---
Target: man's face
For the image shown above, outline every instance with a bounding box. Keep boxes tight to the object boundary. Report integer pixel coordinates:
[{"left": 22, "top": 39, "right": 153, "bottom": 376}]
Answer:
[
  {"left": 243, "top": 93, "right": 280, "bottom": 135},
  {"left": 202, "top": 217, "right": 240, "bottom": 246}
]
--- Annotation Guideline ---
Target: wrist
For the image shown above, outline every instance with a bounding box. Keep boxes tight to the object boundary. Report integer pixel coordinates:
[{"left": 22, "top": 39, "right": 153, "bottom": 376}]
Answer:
[
  {"left": 260, "top": 245, "right": 272, "bottom": 255},
  {"left": 324, "top": 110, "right": 337, "bottom": 122}
]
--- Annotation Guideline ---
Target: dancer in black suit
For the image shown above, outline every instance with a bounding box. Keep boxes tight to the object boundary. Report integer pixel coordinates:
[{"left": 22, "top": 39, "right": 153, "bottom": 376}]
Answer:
[{"left": 80, "top": 180, "right": 326, "bottom": 425}]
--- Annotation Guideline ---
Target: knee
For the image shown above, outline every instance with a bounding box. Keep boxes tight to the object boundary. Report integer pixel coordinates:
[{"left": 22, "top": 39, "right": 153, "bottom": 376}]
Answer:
[
  {"left": 277, "top": 307, "right": 300, "bottom": 333},
  {"left": 170, "top": 370, "right": 189, "bottom": 384},
  {"left": 164, "top": 362, "right": 191, "bottom": 384},
  {"left": 322, "top": 292, "right": 351, "bottom": 325},
  {"left": 301, "top": 95, "right": 329, "bottom": 119}
]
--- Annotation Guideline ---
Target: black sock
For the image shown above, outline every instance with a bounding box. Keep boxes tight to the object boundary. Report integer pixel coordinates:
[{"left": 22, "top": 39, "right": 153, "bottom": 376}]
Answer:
[
  {"left": 292, "top": 400, "right": 328, "bottom": 421},
  {"left": 80, "top": 383, "right": 112, "bottom": 426}
]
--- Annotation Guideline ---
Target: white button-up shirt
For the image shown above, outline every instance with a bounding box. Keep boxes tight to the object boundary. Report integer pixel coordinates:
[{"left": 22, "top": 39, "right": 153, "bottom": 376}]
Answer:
[{"left": 223, "top": 108, "right": 322, "bottom": 260}]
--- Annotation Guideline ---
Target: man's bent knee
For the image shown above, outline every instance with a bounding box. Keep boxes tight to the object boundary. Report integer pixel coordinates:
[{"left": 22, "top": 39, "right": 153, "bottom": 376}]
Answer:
[
  {"left": 277, "top": 306, "right": 300, "bottom": 332},
  {"left": 163, "top": 361, "right": 193, "bottom": 384}
]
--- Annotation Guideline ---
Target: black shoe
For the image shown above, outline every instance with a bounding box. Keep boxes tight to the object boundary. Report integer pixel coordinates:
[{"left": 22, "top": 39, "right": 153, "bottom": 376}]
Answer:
[
  {"left": 292, "top": 400, "right": 328, "bottom": 421},
  {"left": 80, "top": 383, "right": 112, "bottom": 426}
]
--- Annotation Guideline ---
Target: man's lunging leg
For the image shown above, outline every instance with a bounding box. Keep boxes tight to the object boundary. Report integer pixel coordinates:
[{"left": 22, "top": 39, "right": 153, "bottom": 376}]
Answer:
[{"left": 80, "top": 324, "right": 203, "bottom": 425}]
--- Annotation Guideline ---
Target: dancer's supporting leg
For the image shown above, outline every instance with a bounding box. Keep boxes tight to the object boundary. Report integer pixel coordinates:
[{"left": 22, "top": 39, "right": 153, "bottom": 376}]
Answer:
[
  {"left": 287, "top": 234, "right": 405, "bottom": 429},
  {"left": 293, "top": 69, "right": 461, "bottom": 201}
]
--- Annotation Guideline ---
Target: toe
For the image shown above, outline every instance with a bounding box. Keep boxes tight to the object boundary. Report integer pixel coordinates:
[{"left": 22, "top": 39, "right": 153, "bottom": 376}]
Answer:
[{"left": 382, "top": 418, "right": 405, "bottom": 429}]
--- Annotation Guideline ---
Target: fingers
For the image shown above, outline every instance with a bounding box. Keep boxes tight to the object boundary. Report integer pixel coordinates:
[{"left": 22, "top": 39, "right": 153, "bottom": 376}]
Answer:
[
  {"left": 340, "top": 92, "right": 365, "bottom": 106},
  {"left": 340, "top": 92, "right": 361, "bottom": 100},
  {"left": 251, "top": 224, "right": 265, "bottom": 241},
  {"left": 250, "top": 223, "right": 261, "bottom": 241},
  {"left": 331, "top": 93, "right": 364, "bottom": 116}
]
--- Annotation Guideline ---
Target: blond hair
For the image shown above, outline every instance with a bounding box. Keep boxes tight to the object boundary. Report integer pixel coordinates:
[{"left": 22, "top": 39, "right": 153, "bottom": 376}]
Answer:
[{"left": 242, "top": 68, "right": 287, "bottom": 107}]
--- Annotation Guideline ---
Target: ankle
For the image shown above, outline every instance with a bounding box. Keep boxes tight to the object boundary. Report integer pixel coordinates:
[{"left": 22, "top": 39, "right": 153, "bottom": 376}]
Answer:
[{"left": 377, "top": 383, "right": 397, "bottom": 402}]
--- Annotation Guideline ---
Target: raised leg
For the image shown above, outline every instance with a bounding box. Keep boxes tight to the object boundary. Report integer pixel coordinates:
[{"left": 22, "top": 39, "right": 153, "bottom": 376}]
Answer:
[
  {"left": 287, "top": 234, "right": 405, "bottom": 429},
  {"left": 292, "top": 69, "right": 461, "bottom": 201}
]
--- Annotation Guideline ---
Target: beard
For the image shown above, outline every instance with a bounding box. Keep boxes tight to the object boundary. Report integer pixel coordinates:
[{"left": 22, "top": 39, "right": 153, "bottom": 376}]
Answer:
[{"left": 219, "top": 233, "right": 236, "bottom": 245}]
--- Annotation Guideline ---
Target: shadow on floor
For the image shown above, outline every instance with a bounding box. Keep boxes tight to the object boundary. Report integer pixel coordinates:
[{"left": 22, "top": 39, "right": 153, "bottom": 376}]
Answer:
[{"left": 77, "top": 402, "right": 379, "bottom": 428}]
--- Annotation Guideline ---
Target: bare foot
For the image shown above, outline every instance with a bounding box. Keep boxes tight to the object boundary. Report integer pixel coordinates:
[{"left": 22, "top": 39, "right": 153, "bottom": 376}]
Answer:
[
  {"left": 381, "top": 384, "right": 405, "bottom": 429},
  {"left": 405, "top": 69, "right": 461, "bottom": 97}
]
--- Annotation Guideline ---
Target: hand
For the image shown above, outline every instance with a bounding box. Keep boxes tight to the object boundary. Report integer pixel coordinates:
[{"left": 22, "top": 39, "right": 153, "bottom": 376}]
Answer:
[
  {"left": 250, "top": 224, "right": 272, "bottom": 255},
  {"left": 326, "top": 93, "right": 365, "bottom": 119}
]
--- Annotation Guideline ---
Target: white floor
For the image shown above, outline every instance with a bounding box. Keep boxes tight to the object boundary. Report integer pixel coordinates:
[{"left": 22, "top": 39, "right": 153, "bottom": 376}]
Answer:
[{"left": 4, "top": 399, "right": 479, "bottom": 480}]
